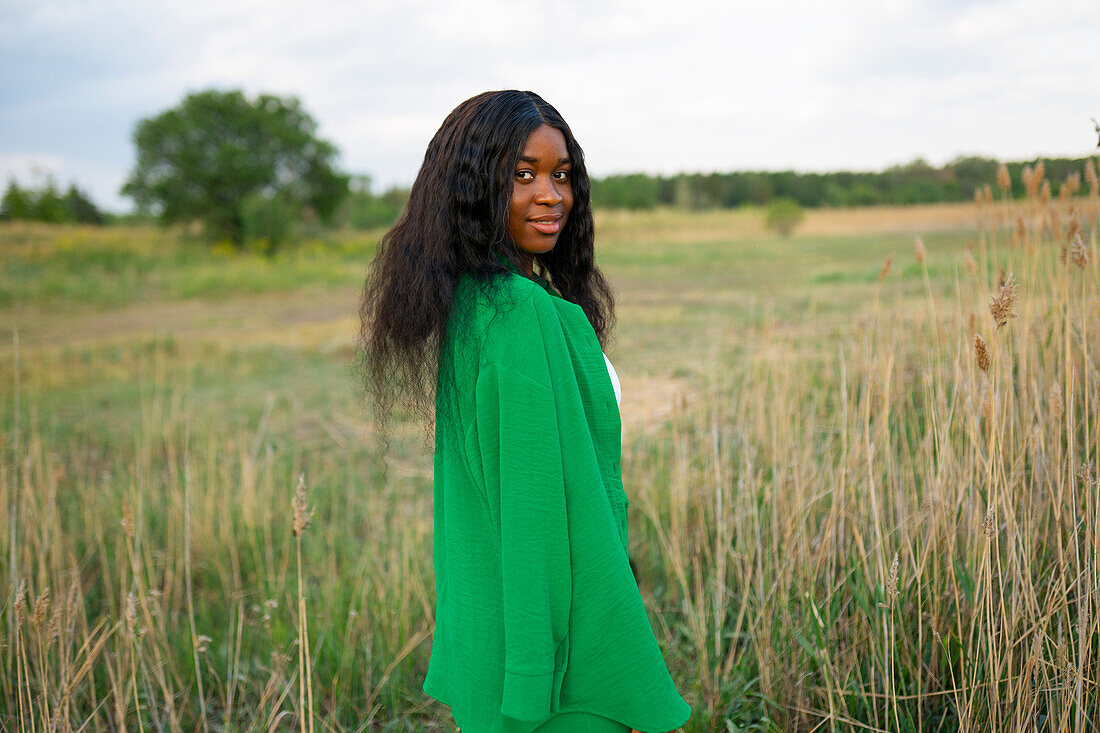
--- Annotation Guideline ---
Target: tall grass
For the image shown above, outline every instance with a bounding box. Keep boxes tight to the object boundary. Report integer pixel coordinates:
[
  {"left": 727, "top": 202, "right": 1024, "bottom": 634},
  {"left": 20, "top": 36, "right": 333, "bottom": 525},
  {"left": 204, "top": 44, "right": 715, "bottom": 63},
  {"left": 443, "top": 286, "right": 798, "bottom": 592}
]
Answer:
[
  {"left": 2, "top": 343, "right": 435, "bottom": 730},
  {"left": 2, "top": 166, "right": 1099, "bottom": 730},
  {"left": 623, "top": 164, "right": 1100, "bottom": 730}
]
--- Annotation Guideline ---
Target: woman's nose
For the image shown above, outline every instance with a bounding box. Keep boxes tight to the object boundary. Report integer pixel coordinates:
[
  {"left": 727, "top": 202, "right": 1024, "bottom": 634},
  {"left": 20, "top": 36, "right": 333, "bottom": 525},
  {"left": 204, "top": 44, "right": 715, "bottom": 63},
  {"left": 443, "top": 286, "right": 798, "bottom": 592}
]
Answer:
[{"left": 534, "top": 179, "right": 563, "bottom": 205}]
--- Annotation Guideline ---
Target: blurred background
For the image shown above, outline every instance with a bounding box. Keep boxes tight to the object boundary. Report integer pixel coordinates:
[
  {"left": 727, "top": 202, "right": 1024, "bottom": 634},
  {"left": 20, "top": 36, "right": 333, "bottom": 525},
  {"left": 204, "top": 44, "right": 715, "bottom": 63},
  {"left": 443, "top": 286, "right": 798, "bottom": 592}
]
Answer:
[
  {"left": 3, "top": 1, "right": 1100, "bottom": 731},
  {"left": 2, "top": 0, "right": 1097, "bottom": 221}
]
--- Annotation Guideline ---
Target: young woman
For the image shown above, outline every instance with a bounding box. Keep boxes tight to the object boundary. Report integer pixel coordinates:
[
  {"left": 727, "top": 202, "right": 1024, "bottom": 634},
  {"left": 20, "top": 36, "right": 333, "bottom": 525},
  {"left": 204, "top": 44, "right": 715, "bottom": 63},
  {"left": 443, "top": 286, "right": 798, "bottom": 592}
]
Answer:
[{"left": 358, "top": 90, "right": 690, "bottom": 733}]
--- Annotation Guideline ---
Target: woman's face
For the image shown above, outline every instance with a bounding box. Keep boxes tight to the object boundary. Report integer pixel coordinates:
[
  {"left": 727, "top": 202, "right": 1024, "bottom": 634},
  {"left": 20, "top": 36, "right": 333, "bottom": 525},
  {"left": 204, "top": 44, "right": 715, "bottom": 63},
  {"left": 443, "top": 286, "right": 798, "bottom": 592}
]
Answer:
[{"left": 506, "top": 124, "right": 574, "bottom": 274}]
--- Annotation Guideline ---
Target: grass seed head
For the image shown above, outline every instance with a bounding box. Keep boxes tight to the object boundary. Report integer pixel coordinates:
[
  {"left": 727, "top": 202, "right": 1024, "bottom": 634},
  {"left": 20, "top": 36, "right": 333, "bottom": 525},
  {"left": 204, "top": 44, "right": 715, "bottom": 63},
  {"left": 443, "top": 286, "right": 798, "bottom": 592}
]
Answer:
[
  {"left": 32, "top": 587, "right": 50, "bottom": 627},
  {"left": 989, "top": 272, "right": 1018, "bottom": 328},
  {"left": 997, "top": 163, "right": 1012, "bottom": 191},
  {"left": 1050, "top": 381, "right": 1064, "bottom": 421},
  {"left": 1066, "top": 206, "right": 1081, "bottom": 244},
  {"left": 1086, "top": 158, "right": 1099, "bottom": 196},
  {"left": 1070, "top": 234, "right": 1089, "bottom": 269},
  {"left": 14, "top": 579, "right": 27, "bottom": 624},
  {"left": 125, "top": 591, "right": 137, "bottom": 632},
  {"left": 1064, "top": 172, "right": 1081, "bottom": 197},
  {"left": 48, "top": 604, "right": 61, "bottom": 643},
  {"left": 982, "top": 508, "right": 996, "bottom": 538},
  {"left": 1029, "top": 631, "right": 1044, "bottom": 663},
  {"left": 974, "top": 334, "right": 991, "bottom": 372},
  {"left": 914, "top": 237, "right": 927, "bottom": 264},
  {"left": 878, "top": 255, "right": 893, "bottom": 282},
  {"left": 885, "top": 552, "right": 900, "bottom": 601},
  {"left": 1078, "top": 461, "right": 1096, "bottom": 489},
  {"left": 292, "top": 473, "right": 313, "bottom": 537},
  {"left": 965, "top": 251, "right": 978, "bottom": 275}
]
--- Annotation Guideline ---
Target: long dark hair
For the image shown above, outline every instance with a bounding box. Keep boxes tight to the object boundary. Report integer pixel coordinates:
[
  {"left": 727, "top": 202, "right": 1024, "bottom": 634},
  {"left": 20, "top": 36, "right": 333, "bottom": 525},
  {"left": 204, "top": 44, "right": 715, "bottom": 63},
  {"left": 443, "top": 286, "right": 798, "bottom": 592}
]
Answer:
[{"left": 356, "top": 90, "right": 614, "bottom": 425}]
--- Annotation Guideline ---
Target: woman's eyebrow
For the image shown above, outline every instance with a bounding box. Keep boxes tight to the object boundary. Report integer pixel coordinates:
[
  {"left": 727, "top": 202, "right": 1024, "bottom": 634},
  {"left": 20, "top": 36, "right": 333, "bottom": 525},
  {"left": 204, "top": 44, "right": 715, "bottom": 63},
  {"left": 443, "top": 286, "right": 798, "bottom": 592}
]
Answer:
[{"left": 518, "top": 155, "right": 572, "bottom": 165}]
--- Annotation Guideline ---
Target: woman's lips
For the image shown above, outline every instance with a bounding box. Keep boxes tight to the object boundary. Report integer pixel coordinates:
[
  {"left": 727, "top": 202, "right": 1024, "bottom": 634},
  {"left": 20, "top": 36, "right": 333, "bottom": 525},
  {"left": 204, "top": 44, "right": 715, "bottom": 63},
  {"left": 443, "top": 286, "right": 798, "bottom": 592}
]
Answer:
[{"left": 528, "top": 216, "right": 562, "bottom": 235}]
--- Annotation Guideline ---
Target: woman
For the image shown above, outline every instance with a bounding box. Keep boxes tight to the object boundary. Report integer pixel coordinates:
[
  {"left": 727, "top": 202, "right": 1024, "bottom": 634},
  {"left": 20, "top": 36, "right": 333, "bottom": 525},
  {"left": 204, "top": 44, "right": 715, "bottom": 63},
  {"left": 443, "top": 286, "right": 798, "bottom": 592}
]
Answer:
[{"left": 358, "top": 90, "right": 691, "bottom": 733}]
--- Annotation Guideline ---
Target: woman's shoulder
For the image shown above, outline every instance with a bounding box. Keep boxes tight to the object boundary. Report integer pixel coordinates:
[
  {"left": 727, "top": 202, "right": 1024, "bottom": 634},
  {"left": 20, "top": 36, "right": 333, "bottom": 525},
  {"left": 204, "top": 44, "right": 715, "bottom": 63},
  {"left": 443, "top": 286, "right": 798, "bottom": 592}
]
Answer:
[
  {"left": 451, "top": 270, "right": 561, "bottom": 368},
  {"left": 455, "top": 270, "right": 556, "bottom": 327}
]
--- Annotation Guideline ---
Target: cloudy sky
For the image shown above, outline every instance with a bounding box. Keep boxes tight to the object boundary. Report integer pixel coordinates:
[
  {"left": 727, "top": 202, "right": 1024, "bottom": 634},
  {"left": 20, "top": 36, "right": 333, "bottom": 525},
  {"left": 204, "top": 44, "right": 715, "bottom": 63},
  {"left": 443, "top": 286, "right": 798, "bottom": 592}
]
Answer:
[{"left": 2, "top": 0, "right": 1098, "bottom": 213}]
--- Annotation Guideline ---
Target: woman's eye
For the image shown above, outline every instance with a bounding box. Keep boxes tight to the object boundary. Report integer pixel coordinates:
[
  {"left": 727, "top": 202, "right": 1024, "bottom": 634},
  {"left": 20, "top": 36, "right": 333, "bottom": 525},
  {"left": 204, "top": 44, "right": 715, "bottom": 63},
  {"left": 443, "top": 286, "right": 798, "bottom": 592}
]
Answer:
[
  {"left": 553, "top": 171, "right": 570, "bottom": 181},
  {"left": 515, "top": 170, "right": 534, "bottom": 180}
]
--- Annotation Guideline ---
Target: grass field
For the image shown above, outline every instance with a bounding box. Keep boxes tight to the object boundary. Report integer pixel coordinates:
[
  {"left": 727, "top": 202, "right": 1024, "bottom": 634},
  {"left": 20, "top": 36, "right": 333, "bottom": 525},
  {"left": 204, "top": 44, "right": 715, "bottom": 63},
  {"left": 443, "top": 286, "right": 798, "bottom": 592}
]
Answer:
[{"left": 2, "top": 191, "right": 1099, "bottom": 731}]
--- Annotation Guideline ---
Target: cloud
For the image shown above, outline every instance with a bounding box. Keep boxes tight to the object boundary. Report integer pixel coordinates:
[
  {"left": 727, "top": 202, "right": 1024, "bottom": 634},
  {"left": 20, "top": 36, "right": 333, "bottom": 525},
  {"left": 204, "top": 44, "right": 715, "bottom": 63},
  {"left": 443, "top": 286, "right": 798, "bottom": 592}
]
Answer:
[
  {"left": 2, "top": 0, "right": 1097, "bottom": 212},
  {"left": 0, "top": 152, "right": 68, "bottom": 183}
]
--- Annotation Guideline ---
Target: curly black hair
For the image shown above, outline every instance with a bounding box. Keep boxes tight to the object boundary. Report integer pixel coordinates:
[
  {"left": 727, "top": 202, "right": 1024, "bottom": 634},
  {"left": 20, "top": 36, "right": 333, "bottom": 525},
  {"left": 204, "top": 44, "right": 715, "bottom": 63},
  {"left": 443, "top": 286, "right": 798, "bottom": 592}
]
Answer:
[{"left": 357, "top": 90, "right": 614, "bottom": 426}]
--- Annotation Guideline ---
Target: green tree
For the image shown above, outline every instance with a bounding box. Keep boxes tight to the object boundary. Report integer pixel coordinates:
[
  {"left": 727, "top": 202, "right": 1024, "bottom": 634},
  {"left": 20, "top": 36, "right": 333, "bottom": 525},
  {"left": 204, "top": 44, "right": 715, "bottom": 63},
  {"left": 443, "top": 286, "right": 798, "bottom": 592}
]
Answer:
[
  {"left": 765, "top": 197, "right": 805, "bottom": 237},
  {"left": 1, "top": 179, "right": 31, "bottom": 220},
  {"left": 64, "top": 184, "right": 105, "bottom": 224},
  {"left": 339, "top": 175, "right": 409, "bottom": 229},
  {"left": 121, "top": 89, "right": 348, "bottom": 247},
  {"left": 33, "top": 177, "right": 67, "bottom": 223}
]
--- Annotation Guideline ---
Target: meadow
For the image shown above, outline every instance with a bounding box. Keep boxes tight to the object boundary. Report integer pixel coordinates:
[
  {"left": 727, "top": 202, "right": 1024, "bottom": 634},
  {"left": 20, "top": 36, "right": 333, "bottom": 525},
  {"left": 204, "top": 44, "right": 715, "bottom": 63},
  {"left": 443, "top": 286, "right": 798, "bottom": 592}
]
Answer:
[{"left": 2, "top": 176, "right": 1099, "bottom": 731}]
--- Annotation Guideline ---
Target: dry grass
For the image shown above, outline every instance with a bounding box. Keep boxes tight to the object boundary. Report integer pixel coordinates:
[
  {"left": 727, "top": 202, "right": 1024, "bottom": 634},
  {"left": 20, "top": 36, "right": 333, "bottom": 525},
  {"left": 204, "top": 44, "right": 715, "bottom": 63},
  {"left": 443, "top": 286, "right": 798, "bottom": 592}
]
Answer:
[
  {"left": 595, "top": 201, "right": 1022, "bottom": 245},
  {"left": 620, "top": 168, "right": 1100, "bottom": 730}
]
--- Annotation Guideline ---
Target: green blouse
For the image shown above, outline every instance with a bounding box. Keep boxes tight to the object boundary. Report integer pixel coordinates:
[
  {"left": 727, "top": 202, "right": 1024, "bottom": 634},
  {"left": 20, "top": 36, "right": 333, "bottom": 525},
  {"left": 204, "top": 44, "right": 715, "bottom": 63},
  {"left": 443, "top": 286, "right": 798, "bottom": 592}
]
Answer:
[{"left": 422, "top": 261, "right": 692, "bottom": 733}]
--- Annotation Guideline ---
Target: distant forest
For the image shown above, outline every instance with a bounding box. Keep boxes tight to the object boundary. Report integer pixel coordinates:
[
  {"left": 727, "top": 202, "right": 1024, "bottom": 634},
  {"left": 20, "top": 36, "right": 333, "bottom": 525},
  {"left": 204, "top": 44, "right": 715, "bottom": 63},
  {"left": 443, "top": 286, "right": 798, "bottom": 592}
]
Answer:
[
  {"left": 588, "top": 155, "right": 1097, "bottom": 210},
  {"left": 4, "top": 155, "right": 1095, "bottom": 230}
]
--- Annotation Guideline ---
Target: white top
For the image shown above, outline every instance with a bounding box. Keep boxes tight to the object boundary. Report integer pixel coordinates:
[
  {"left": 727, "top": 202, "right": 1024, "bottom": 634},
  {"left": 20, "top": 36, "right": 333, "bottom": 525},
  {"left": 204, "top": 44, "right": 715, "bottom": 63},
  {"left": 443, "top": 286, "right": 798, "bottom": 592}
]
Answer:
[{"left": 602, "top": 352, "right": 621, "bottom": 407}]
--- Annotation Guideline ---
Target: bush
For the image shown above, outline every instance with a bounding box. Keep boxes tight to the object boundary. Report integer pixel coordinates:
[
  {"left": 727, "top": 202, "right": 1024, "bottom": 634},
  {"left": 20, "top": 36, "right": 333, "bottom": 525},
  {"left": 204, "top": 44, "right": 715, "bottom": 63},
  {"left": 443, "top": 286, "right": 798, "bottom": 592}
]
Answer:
[{"left": 765, "top": 197, "right": 805, "bottom": 236}]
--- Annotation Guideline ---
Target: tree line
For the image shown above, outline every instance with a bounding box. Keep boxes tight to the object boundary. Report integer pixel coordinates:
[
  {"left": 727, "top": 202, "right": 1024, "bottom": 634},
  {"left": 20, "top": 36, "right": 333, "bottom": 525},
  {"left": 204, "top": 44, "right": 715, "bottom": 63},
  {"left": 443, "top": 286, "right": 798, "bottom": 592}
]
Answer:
[
  {"left": 2, "top": 177, "right": 106, "bottom": 224},
  {"left": 589, "top": 156, "right": 1096, "bottom": 210},
  {"left": 8, "top": 154, "right": 1090, "bottom": 234}
]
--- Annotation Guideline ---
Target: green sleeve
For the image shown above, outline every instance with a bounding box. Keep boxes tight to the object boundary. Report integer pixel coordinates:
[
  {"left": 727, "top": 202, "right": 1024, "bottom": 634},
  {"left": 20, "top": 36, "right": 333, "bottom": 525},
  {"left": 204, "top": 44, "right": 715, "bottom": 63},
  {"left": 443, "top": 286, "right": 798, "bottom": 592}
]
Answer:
[{"left": 475, "top": 360, "right": 572, "bottom": 722}]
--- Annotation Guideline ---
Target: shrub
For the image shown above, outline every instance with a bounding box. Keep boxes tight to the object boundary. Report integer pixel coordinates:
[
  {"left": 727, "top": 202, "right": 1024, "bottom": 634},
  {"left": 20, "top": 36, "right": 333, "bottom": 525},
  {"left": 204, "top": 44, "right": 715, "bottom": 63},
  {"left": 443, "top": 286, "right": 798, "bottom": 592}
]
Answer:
[{"left": 765, "top": 197, "right": 805, "bottom": 236}]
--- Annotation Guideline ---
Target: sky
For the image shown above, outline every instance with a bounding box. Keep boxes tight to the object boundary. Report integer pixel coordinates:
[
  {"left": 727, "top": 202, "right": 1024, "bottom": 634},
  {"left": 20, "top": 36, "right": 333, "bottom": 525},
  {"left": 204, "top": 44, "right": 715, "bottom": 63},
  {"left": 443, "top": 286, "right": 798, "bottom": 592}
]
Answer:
[{"left": 2, "top": 0, "right": 1098, "bottom": 213}]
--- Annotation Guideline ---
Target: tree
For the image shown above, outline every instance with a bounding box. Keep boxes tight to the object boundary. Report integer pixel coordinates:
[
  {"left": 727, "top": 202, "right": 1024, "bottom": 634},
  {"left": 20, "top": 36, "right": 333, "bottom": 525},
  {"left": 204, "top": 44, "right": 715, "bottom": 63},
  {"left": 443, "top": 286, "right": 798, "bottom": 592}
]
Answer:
[
  {"left": 64, "top": 184, "right": 105, "bottom": 224},
  {"left": 121, "top": 89, "right": 348, "bottom": 247},
  {"left": 339, "top": 175, "right": 409, "bottom": 230},
  {"left": 33, "top": 177, "right": 67, "bottom": 223},
  {"left": 1, "top": 179, "right": 31, "bottom": 220},
  {"left": 765, "top": 197, "right": 805, "bottom": 237}
]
